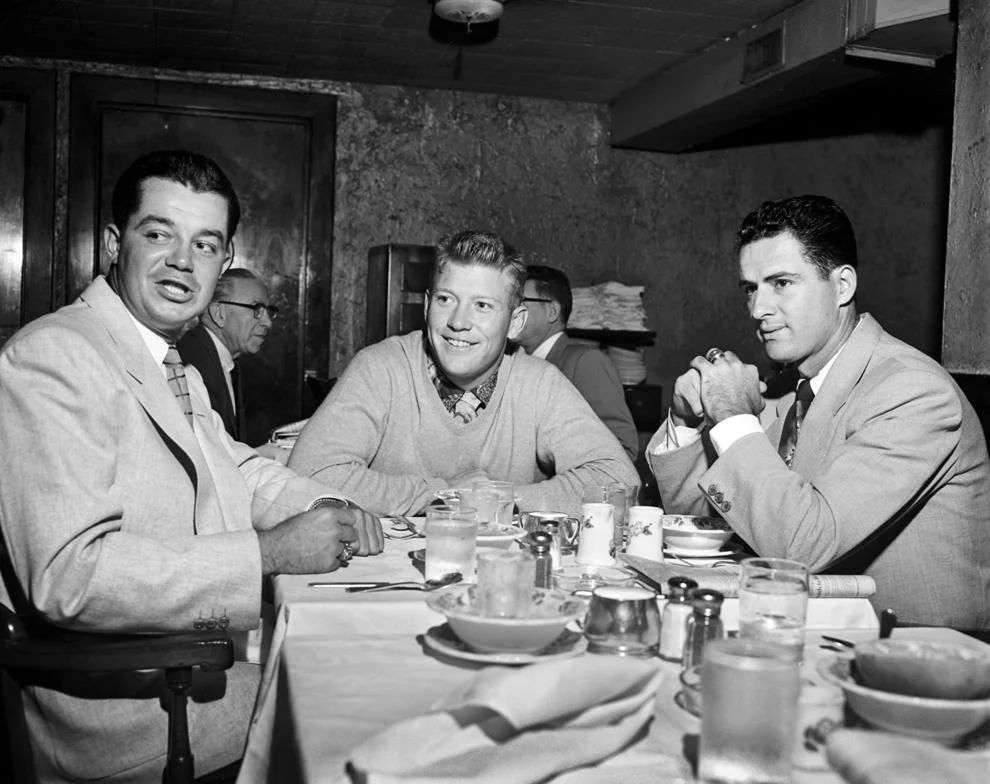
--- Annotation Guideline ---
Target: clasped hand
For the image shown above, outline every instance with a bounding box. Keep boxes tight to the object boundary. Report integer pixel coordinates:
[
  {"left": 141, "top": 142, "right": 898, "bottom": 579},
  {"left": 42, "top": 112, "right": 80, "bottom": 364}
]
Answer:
[
  {"left": 257, "top": 505, "right": 384, "bottom": 575},
  {"left": 670, "top": 349, "right": 766, "bottom": 429}
]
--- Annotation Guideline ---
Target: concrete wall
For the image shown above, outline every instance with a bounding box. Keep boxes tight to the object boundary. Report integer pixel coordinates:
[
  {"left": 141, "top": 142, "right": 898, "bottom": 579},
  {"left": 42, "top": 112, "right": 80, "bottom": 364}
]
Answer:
[{"left": 333, "top": 82, "right": 951, "bottom": 407}]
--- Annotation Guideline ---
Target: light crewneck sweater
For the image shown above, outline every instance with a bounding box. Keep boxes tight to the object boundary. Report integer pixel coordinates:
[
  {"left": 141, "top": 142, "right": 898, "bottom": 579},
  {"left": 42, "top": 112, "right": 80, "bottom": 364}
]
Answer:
[{"left": 289, "top": 332, "right": 638, "bottom": 515}]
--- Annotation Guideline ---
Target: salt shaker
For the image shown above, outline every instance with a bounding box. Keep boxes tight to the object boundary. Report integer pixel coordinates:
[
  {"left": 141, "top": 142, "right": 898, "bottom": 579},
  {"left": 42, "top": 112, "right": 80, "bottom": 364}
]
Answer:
[
  {"left": 527, "top": 530, "right": 555, "bottom": 589},
  {"left": 659, "top": 577, "right": 698, "bottom": 662},
  {"left": 682, "top": 587, "right": 725, "bottom": 670}
]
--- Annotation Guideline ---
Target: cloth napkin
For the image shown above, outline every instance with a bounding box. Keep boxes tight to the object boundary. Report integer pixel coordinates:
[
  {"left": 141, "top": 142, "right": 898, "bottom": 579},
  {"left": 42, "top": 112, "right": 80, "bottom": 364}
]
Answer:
[
  {"left": 345, "top": 656, "right": 663, "bottom": 784},
  {"left": 826, "top": 729, "right": 990, "bottom": 784}
]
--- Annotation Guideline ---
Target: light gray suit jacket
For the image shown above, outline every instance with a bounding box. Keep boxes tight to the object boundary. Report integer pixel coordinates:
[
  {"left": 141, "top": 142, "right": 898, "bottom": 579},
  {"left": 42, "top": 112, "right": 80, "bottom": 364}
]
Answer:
[
  {"left": 649, "top": 315, "right": 990, "bottom": 628},
  {"left": 0, "top": 277, "right": 336, "bottom": 780}
]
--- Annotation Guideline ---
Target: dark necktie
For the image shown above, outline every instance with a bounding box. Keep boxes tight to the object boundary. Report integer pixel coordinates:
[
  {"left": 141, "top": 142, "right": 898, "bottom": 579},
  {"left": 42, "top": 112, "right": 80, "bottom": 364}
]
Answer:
[
  {"left": 163, "top": 345, "right": 194, "bottom": 428},
  {"left": 230, "top": 362, "right": 244, "bottom": 440},
  {"left": 778, "top": 380, "right": 814, "bottom": 467}
]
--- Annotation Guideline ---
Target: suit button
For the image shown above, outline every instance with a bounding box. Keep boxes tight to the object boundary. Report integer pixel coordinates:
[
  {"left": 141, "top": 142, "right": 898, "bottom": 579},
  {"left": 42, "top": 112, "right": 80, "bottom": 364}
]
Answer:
[
  {"left": 712, "top": 491, "right": 724, "bottom": 503},
  {"left": 205, "top": 618, "right": 218, "bottom": 630},
  {"left": 720, "top": 501, "right": 731, "bottom": 513},
  {"left": 218, "top": 616, "right": 230, "bottom": 629},
  {"left": 193, "top": 620, "right": 205, "bottom": 631},
  {"left": 707, "top": 484, "right": 718, "bottom": 495}
]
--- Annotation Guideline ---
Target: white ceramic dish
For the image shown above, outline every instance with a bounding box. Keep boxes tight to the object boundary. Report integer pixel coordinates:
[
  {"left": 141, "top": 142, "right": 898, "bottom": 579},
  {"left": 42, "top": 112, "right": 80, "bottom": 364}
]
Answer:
[
  {"left": 662, "top": 515, "right": 733, "bottom": 554},
  {"left": 476, "top": 523, "right": 528, "bottom": 549},
  {"left": 425, "top": 584, "right": 588, "bottom": 654},
  {"left": 423, "top": 623, "right": 587, "bottom": 665},
  {"left": 664, "top": 545, "right": 740, "bottom": 559},
  {"left": 818, "top": 656, "right": 990, "bottom": 745}
]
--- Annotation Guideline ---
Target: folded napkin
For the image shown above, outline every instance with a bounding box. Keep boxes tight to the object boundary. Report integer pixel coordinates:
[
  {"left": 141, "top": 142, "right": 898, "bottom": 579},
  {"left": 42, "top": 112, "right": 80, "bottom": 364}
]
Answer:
[
  {"left": 826, "top": 729, "right": 990, "bottom": 784},
  {"left": 621, "top": 555, "right": 876, "bottom": 599},
  {"left": 345, "top": 656, "right": 663, "bottom": 784}
]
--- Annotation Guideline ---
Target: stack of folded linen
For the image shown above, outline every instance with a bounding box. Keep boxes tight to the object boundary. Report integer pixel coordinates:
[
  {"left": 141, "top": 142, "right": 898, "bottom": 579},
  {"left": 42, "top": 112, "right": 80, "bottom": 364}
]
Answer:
[
  {"left": 605, "top": 345, "right": 647, "bottom": 385},
  {"left": 570, "top": 282, "right": 647, "bottom": 331}
]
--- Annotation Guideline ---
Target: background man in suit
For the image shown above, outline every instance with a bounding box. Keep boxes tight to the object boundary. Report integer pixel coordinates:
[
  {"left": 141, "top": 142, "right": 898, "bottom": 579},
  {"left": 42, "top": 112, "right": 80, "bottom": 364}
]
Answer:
[
  {"left": 178, "top": 268, "right": 275, "bottom": 440},
  {"left": 648, "top": 194, "right": 990, "bottom": 628},
  {"left": 0, "top": 149, "right": 383, "bottom": 782},
  {"left": 289, "top": 230, "right": 638, "bottom": 517},
  {"left": 515, "top": 265, "right": 639, "bottom": 460}
]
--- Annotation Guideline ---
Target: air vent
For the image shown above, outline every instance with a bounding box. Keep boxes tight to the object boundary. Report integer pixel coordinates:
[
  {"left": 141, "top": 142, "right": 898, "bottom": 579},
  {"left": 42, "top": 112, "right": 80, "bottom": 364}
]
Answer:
[{"left": 742, "top": 26, "right": 785, "bottom": 84}]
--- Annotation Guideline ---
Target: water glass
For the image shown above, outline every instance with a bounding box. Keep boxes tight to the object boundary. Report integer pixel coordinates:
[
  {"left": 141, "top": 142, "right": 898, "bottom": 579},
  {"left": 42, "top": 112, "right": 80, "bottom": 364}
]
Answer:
[
  {"left": 624, "top": 505, "right": 664, "bottom": 560},
  {"left": 738, "top": 557, "right": 810, "bottom": 662},
  {"left": 472, "top": 480, "right": 515, "bottom": 526},
  {"left": 476, "top": 549, "right": 535, "bottom": 618},
  {"left": 424, "top": 505, "right": 478, "bottom": 583},
  {"left": 699, "top": 638, "right": 801, "bottom": 784},
  {"left": 576, "top": 502, "right": 614, "bottom": 566},
  {"left": 583, "top": 585, "right": 661, "bottom": 657}
]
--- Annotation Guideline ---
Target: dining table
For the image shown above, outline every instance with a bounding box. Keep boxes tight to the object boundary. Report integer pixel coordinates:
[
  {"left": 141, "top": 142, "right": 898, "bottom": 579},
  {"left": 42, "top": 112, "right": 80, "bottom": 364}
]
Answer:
[{"left": 235, "top": 530, "right": 985, "bottom": 784}]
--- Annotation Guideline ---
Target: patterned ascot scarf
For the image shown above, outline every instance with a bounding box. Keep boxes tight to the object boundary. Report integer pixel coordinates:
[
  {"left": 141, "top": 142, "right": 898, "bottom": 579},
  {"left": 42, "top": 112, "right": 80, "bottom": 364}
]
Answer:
[{"left": 427, "top": 350, "right": 499, "bottom": 424}]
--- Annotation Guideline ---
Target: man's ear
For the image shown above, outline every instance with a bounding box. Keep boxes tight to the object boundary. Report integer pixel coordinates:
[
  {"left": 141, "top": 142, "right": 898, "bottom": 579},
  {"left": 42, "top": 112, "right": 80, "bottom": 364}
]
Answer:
[
  {"left": 835, "top": 265, "right": 857, "bottom": 306},
  {"left": 207, "top": 301, "right": 226, "bottom": 326},
  {"left": 546, "top": 299, "right": 563, "bottom": 326},
  {"left": 104, "top": 225, "right": 121, "bottom": 263},
  {"left": 507, "top": 304, "right": 528, "bottom": 342}
]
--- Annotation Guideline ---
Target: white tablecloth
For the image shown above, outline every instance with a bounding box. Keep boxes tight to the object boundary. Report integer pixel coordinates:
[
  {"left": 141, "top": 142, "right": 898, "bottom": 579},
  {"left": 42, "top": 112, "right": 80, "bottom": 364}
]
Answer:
[{"left": 235, "top": 538, "right": 961, "bottom": 784}]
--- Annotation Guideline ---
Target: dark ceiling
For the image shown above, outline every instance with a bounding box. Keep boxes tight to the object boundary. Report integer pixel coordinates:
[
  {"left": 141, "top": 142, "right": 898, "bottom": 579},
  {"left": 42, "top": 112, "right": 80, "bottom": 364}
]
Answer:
[{"left": 0, "top": 0, "right": 806, "bottom": 104}]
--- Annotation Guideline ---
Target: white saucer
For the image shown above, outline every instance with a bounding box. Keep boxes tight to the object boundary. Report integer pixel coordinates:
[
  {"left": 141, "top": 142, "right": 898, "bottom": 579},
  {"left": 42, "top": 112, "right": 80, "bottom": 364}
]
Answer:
[
  {"left": 423, "top": 623, "right": 588, "bottom": 665},
  {"left": 664, "top": 545, "right": 740, "bottom": 559}
]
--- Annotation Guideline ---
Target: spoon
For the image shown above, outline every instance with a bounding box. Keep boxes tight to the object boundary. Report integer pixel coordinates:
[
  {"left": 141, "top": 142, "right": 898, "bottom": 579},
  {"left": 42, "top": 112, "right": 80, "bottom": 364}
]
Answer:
[{"left": 345, "top": 572, "right": 462, "bottom": 593}]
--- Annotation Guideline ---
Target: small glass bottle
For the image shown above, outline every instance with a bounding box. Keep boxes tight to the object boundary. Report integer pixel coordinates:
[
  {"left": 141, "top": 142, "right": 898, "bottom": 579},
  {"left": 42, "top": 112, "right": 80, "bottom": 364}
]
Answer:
[
  {"left": 682, "top": 588, "right": 725, "bottom": 670},
  {"left": 527, "top": 530, "right": 555, "bottom": 589},
  {"left": 658, "top": 577, "right": 698, "bottom": 662}
]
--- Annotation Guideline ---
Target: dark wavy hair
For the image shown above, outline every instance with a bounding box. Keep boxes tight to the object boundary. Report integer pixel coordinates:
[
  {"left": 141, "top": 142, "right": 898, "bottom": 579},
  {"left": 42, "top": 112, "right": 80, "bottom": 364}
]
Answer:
[
  {"left": 112, "top": 149, "right": 241, "bottom": 241},
  {"left": 736, "top": 195, "right": 858, "bottom": 277}
]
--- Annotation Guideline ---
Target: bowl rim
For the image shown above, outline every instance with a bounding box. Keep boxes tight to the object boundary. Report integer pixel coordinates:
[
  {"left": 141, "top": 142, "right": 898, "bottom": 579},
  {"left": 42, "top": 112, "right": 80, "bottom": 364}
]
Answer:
[
  {"left": 661, "top": 516, "right": 732, "bottom": 533},
  {"left": 425, "top": 584, "right": 587, "bottom": 626},
  {"left": 818, "top": 656, "right": 990, "bottom": 709},
  {"left": 853, "top": 637, "right": 990, "bottom": 662}
]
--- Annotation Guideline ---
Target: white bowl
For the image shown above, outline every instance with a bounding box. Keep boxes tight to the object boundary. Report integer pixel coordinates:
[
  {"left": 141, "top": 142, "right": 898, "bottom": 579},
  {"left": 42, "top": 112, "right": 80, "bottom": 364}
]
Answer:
[
  {"left": 425, "top": 584, "right": 588, "bottom": 654},
  {"left": 854, "top": 639, "right": 990, "bottom": 700},
  {"left": 819, "top": 656, "right": 990, "bottom": 744},
  {"left": 662, "top": 515, "right": 733, "bottom": 553}
]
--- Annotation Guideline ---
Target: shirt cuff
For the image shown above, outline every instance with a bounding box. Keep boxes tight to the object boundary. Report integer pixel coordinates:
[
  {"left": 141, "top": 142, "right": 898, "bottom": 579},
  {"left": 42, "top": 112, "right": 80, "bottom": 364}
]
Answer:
[{"left": 709, "top": 414, "right": 763, "bottom": 456}]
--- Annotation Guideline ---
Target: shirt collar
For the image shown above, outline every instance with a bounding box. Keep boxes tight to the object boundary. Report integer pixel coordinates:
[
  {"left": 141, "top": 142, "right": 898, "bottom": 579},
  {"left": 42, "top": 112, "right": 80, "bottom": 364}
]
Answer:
[
  {"left": 531, "top": 330, "right": 564, "bottom": 360},
  {"left": 807, "top": 315, "right": 864, "bottom": 395},
  {"left": 122, "top": 309, "right": 171, "bottom": 377}
]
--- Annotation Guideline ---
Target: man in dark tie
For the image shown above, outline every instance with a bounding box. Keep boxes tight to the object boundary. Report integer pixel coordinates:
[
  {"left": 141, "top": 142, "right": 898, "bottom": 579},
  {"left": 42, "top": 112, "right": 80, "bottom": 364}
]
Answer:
[
  {"left": 648, "top": 194, "right": 990, "bottom": 629},
  {"left": 178, "top": 268, "right": 275, "bottom": 440}
]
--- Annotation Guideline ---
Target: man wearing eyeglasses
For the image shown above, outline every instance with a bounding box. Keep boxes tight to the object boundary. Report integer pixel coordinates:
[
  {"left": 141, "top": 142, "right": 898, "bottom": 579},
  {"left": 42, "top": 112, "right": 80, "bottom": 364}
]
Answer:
[{"left": 178, "top": 268, "right": 277, "bottom": 440}]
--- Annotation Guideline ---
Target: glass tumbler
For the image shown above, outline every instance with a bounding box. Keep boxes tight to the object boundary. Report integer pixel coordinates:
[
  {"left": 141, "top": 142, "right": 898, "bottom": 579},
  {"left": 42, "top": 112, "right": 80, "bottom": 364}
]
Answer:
[
  {"left": 424, "top": 505, "right": 478, "bottom": 583},
  {"left": 738, "top": 557, "right": 810, "bottom": 662}
]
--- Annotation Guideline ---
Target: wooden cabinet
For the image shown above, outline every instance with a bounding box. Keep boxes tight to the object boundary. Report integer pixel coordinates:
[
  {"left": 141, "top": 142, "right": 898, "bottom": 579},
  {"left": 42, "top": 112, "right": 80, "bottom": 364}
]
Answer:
[{"left": 365, "top": 243, "right": 435, "bottom": 345}]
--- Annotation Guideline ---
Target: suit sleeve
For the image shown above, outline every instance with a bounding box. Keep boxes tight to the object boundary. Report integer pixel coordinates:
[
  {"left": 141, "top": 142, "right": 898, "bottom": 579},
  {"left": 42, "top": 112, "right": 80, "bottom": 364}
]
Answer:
[
  {"left": 704, "top": 367, "right": 966, "bottom": 571},
  {"left": 0, "top": 327, "right": 262, "bottom": 633},
  {"left": 288, "top": 350, "right": 447, "bottom": 515},
  {"left": 569, "top": 350, "right": 639, "bottom": 460}
]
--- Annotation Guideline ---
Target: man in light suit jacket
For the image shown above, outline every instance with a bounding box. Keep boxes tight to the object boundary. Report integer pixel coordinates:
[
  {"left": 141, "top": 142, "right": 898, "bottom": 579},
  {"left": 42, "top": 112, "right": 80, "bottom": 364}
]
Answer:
[
  {"left": 649, "top": 195, "right": 990, "bottom": 629},
  {"left": 178, "top": 268, "right": 275, "bottom": 440},
  {"left": 516, "top": 265, "right": 639, "bottom": 460},
  {"left": 0, "top": 150, "right": 383, "bottom": 782}
]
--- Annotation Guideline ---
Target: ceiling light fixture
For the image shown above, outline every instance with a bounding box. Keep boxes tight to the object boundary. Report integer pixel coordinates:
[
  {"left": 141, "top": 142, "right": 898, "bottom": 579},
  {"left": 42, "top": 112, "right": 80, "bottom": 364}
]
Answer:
[{"left": 429, "top": 0, "right": 507, "bottom": 46}]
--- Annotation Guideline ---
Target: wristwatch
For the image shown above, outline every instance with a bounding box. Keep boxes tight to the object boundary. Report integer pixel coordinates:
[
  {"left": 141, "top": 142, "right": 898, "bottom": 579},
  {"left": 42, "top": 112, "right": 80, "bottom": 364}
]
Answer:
[{"left": 309, "top": 496, "right": 349, "bottom": 510}]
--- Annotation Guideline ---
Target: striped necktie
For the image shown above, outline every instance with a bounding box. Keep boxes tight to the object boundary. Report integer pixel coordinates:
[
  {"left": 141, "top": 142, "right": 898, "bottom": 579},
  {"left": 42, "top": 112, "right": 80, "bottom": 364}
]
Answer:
[
  {"left": 163, "top": 345, "right": 194, "bottom": 427},
  {"left": 778, "top": 379, "right": 814, "bottom": 467}
]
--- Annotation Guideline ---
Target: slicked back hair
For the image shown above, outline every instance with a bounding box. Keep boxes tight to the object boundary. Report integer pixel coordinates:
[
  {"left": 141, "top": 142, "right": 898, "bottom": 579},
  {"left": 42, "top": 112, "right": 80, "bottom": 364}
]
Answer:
[
  {"left": 433, "top": 230, "right": 525, "bottom": 307},
  {"left": 525, "top": 265, "right": 573, "bottom": 324},
  {"left": 211, "top": 268, "right": 260, "bottom": 303},
  {"left": 112, "top": 149, "right": 241, "bottom": 242},
  {"left": 736, "top": 195, "right": 858, "bottom": 278}
]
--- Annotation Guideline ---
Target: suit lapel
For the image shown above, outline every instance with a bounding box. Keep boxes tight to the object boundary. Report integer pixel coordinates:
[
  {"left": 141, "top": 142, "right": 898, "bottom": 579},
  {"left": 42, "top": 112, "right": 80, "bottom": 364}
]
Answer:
[
  {"left": 80, "top": 279, "right": 227, "bottom": 532},
  {"left": 791, "top": 315, "right": 882, "bottom": 473}
]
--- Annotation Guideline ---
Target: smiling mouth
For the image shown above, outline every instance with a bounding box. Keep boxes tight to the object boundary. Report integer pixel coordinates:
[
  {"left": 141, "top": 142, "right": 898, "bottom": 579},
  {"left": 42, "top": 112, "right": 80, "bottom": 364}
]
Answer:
[
  {"left": 158, "top": 280, "right": 194, "bottom": 301},
  {"left": 444, "top": 337, "right": 475, "bottom": 349}
]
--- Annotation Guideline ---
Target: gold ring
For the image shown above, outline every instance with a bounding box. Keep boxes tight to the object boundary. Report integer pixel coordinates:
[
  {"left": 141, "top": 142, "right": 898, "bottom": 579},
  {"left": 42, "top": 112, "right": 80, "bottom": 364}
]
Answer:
[
  {"left": 705, "top": 348, "right": 726, "bottom": 363},
  {"left": 338, "top": 541, "right": 355, "bottom": 563}
]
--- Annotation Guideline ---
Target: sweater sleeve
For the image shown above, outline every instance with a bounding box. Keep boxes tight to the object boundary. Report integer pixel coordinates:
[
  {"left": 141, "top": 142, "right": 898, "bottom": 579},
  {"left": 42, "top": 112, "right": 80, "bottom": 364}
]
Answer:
[
  {"left": 288, "top": 346, "right": 447, "bottom": 515},
  {"left": 517, "top": 365, "right": 639, "bottom": 515}
]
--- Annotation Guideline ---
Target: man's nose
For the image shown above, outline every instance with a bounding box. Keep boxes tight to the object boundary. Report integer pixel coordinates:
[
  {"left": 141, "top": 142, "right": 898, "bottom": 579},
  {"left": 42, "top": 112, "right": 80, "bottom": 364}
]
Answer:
[
  {"left": 749, "top": 288, "right": 772, "bottom": 319},
  {"left": 259, "top": 309, "right": 273, "bottom": 328},
  {"left": 167, "top": 245, "right": 192, "bottom": 270},
  {"left": 447, "top": 302, "right": 471, "bottom": 330}
]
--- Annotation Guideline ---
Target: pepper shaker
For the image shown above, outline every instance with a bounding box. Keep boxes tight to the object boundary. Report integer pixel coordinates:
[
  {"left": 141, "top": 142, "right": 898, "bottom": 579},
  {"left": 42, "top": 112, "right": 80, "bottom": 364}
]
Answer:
[
  {"left": 527, "top": 530, "right": 555, "bottom": 589},
  {"left": 682, "top": 587, "right": 725, "bottom": 670},
  {"left": 659, "top": 576, "right": 698, "bottom": 662}
]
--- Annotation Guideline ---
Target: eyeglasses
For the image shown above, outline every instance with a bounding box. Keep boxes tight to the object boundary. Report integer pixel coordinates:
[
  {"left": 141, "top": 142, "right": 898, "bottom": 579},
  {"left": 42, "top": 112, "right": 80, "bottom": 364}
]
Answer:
[
  {"left": 522, "top": 297, "right": 553, "bottom": 303},
  {"left": 217, "top": 301, "right": 279, "bottom": 320}
]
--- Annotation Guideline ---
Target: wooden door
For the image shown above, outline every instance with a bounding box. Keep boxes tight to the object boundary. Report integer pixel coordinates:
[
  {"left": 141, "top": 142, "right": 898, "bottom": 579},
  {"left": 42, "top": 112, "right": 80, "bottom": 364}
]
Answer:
[
  {"left": 68, "top": 75, "right": 335, "bottom": 445},
  {"left": 0, "top": 68, "right": 55, "bottom": 348}
]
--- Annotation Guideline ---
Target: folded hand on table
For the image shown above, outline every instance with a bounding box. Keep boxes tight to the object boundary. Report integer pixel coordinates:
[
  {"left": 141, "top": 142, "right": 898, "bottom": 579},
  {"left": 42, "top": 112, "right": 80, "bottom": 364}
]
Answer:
[{"left": 346, "top": 656, "right": 663, "bottom": 784}]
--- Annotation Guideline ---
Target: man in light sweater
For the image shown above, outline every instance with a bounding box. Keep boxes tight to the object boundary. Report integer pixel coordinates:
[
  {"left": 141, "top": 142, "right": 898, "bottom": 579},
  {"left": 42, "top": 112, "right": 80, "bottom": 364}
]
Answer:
[{"left": 289, "top": 230, "right": 638, "bottom": 516}]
